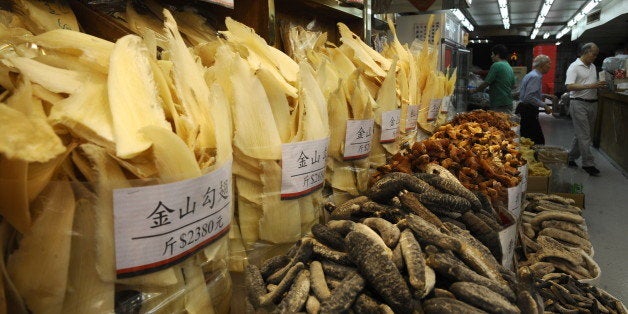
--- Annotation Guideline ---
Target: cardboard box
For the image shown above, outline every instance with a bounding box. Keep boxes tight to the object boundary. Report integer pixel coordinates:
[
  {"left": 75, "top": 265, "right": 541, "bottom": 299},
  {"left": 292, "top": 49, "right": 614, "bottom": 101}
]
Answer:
[
  {"left": 553, "top": 193, "right": 585, "bottom": 209},
  {"left": 526, "top": 175, "right": 549, "bottom": 194}
]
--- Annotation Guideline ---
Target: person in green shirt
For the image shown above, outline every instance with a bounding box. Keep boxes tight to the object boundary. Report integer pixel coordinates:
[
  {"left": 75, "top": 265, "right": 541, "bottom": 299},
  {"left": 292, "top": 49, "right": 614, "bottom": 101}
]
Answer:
[{"left": 471, "top": 44, "right": 516, "bottom": 113}]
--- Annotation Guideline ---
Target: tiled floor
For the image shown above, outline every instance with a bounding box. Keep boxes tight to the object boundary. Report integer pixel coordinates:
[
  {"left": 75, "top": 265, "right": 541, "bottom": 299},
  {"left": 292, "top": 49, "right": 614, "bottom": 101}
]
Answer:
[{"left": 539, "top": 113, "right": 627, "bottom": 302}]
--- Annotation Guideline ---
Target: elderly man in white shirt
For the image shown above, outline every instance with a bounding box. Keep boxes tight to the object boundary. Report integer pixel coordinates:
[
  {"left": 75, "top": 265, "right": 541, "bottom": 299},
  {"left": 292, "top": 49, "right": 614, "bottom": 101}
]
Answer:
[{"left": 565, "top": 43, "right": 607, "bottom": 176}]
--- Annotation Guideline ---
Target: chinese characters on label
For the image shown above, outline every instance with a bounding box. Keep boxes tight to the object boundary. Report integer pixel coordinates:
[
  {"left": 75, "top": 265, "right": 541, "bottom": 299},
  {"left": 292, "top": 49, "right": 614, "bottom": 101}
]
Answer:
[
  {"left": 344, "top": 119, "right": 374, "bottom": 160},
  {"left": 427, "top": 98, "right": 442, "bottom": 121},
  {"left": 280, "top": 138, "right": 329, "bottom": 199},
  {"left": 507, "top": 183, "right": 523, "bottom": 219},
  {"left": 380, "top": 110, "right": 401, "bottom": 143},
  {"left": 499, "top": 223, "right": 517, "bottom": 269},
  {"left": 440, "top": 96, "right": 451, "bottom": 114},
  {"left": 405, "top": 105, "right": 419, "bottom": 131},
  {"left": 113, "top": 161, "right": 232, "bottom": 278},
  {"left": 518, "top": 164, "right": 528, "bottom": 194}
]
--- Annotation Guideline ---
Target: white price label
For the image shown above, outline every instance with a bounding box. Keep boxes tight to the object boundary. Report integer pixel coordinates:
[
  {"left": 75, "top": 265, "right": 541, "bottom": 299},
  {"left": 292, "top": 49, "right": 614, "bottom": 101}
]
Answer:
[
  {"left": 427, "top": 99, "right": 442, "bottom": 121},
  {"left": 518, "top": 164, "right": 528, "bottom": 193},
  {"left": 113, "top": 161, "right": 232, "bottom": 278},
  {"left": 281, "top": 138, "right": 329, "bottom": 199},
  {"left": 344, "top": 119, "right": 374, "bottom": 160},
  {"left": 405, "top": 105, "right": 419, "bottom": 130},
  {"left": 512, "top": 125, "right": 520, "bottom": 136},
  {"left": 507, "top": 183, "right": 523, "bottom": 219},
  {"left": 380, "top": 110, "right": 401, "bottom": 143},
  {"left": 498, "top": 223, "right": 517, "bottom": 269},
  {"left": 440, "top": 96, "right": 451, "bottom": 113}
]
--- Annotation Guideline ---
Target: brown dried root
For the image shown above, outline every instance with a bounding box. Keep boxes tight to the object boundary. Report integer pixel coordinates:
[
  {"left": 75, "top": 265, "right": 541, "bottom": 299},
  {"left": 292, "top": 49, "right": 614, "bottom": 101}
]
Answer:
[
  {"left": 309, "top": 261, "right": 331, "bottom": 300},
  {"left": 345, "top": 231, "right": 413, "bottom": 313},
  {"left": 404, "top": 214, "right": 461, "bottom": 252},
  {"left": 540, "top": 220, "right": 588, "bottom": 239},
  {"left": 276, "top": 269, "right": 310, "bottom": 313},
  {"left": 319, "top": 272, "right": 365, "bottom": 313},
  {"left": 363, "top": 217, "right": 401, "bottom": 248},
  {"left": 311, "top": 223, "right": 345, "bottom": 251},
  {"left": 423, "top": 297, "right": 487, "bottom": 314},
  {"left": 260, "top": 262, "right": 305, "bottom": 306},
  {"left": 530, "top": 211, "right": 584, "bottom": 230},
  {"left": 399, "top": 229, "right": 428, "bottom": 297},
  {"left": 449, "top": 281, "right": 520, "bottom": 314},
  {"left": 538, "top": 228, "right": 592, "bottom": 254},
  {"left": 398, "top": 190, "right": 444, "bottom": 228}
]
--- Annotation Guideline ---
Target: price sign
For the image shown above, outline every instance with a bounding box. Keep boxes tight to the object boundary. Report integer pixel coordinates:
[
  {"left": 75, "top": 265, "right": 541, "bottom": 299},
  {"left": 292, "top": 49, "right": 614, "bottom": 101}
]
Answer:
[
  {"left": 507, "top": 182, "right": 523, "bottom": 219},
  {"left": 440, "top": 96, "right": 452, "bottom": 113},
  {"left": 280, "top": 138, "right": 329, "bottom": 199},
  {"left": 343, "top": 119, "right": 374, "bottom": 160},
  {"left": 380, "top": 110, "right": 401, "bottom": 143},
  {"left": 113, "top": 161, "right": 232, "bottom": 278},
  {"left": 427, "top": 98, "right": 442, "bottom": 121},
  {"left": 499, "top": 223, "right": 517, "bottom": 269},
  {"left": 518, "top": 164, "right": 528, "bottom": 193},
  {"left": 405, "top": 105, "right": 419, "bottom": 130},
  {"left": 512, "top": 125, "right": 520, "bottom": 136}
]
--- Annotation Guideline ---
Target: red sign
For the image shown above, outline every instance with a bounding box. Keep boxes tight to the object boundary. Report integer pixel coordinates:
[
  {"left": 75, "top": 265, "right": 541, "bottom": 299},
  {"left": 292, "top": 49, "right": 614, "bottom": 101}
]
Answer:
[{"left": 533, "top": 45, "right": 557, "bottom": 95}]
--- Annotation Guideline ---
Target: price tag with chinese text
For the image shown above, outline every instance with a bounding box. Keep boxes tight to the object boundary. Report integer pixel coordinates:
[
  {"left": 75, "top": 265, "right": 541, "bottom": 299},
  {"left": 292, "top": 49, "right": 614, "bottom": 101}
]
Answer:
[
  {"left": 440, "top": 96, "right": 452, "bottom": 113},
  {"left": 380, "top": 110, "right": 401, "bottom": 143},
  {"left": 113, "top": 161, "right": 232, "bottom": 278},
  {"left": 343, "top": 119, "right": 374, "bottom": 160},
  {"left": 405, "top": 105, "right": 419, "bottom": 130},
  {"left": 427, "top": 98, "right": 442, "bottom": 121},
  {"left": 499, "top": 223, "right": 517, "bottom": 269},
  {"left": 518, "top": 164, "right": 528, "bottom": 193},
  {"left": 507, "top": 182, "right": 523, "bottom": 219},
  {"left": 280, "top": 138, "right": 329, "bottom": 199}
]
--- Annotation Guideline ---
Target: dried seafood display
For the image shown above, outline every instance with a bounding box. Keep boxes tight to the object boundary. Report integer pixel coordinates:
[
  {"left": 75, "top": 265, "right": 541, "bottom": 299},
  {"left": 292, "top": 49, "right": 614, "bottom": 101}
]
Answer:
[
  {"left": 450, "top": 110, "right": 518, "bottom": 136},
  {"left": 518, "top": 194, "right": 599, "bottom": 281},
  {"left": 245, "top": 169, "right": 527, "bottom": 313},
  {"left": 532, "top": 272, "right": 627, "bottom": 314},
  {"left": 0, "top": 7, "right": 235, "bottom": 314},
  {"left": 375, "top": 115, "right": 525, "bottom": 205}
]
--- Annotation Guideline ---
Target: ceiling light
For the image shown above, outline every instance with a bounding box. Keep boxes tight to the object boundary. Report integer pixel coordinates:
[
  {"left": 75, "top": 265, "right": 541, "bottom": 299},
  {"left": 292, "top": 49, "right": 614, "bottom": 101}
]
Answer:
[
  {"left": 450, "top": 9, "right": 475, "bottom": 32},
  {"left": 530, "top": 29, "right": 539, "bottom": 39},
  {"left": 556, "top": 27, "right": 570, "bottom": 39},
  {"left": 582, "top": 0, "right": 599, "bottom": 14},
  {"left": 531, "top": 0, "right": 556, "bottom": 38},
  {"left": 496, "top": 0, "right": 510, "bottom": 30},
  {"left": 543, "top": 32, "right": 550, "bottom": 39},
  {"left": 556, "top": 41, "right": 561, "bottom": 45}
]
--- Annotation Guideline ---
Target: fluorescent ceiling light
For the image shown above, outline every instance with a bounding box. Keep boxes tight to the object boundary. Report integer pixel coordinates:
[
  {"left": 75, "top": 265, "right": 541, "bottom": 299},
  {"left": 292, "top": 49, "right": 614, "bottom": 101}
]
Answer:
[
  {"left": 556, "top": 41, "right": 561, "bottom": 45},
  {"left": 543, "top": 32, "right": 550, "bottom": 39},
  {"left": 582, "top": 0, "right": 599, "bottom": 14},
  {"left": 450, "top": 9, "right": 475, "bottom": 32},
  {"left": 531, "top": 0, "right": 556, "bottom": 38},
  {"left": 530, "top": 29, "right": 539, "bottom": 39},
  {"left": 497, "top": 0, "right": 510, "bottom": 29}
]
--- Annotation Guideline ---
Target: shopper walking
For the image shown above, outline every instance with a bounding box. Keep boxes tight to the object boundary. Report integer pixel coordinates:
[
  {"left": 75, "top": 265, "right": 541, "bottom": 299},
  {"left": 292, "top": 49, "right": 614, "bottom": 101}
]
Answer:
[
  {"left": 515, "top": 55, "right": 555, "bottom": 145},
  {"left": 471, "top": 44, "right": 516, "bottom": 113},
  {"left": 565, "top": 42, "right": 607, "bottom": 176}
]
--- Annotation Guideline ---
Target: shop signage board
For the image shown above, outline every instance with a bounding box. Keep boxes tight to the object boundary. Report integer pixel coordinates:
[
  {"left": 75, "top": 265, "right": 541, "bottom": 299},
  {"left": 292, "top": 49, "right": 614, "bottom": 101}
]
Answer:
[
  {"left": 280, "top": 138, "right": 329, "bottom": 199},
  {"left": 380, "top": 109, "right": 401, "bottom": 143},
  {"left": 343, "top": 119, "right": 374, "bottom": 160},
  {"left": 113, "top": 161, "right": 232, "bottom": 278}
]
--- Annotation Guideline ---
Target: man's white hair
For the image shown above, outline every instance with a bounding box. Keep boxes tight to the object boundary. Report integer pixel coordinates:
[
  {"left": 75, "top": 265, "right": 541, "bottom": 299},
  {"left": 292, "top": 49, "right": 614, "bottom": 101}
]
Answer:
[{"left": 533, "top": 54, "right": 550, "bottom": 68}]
